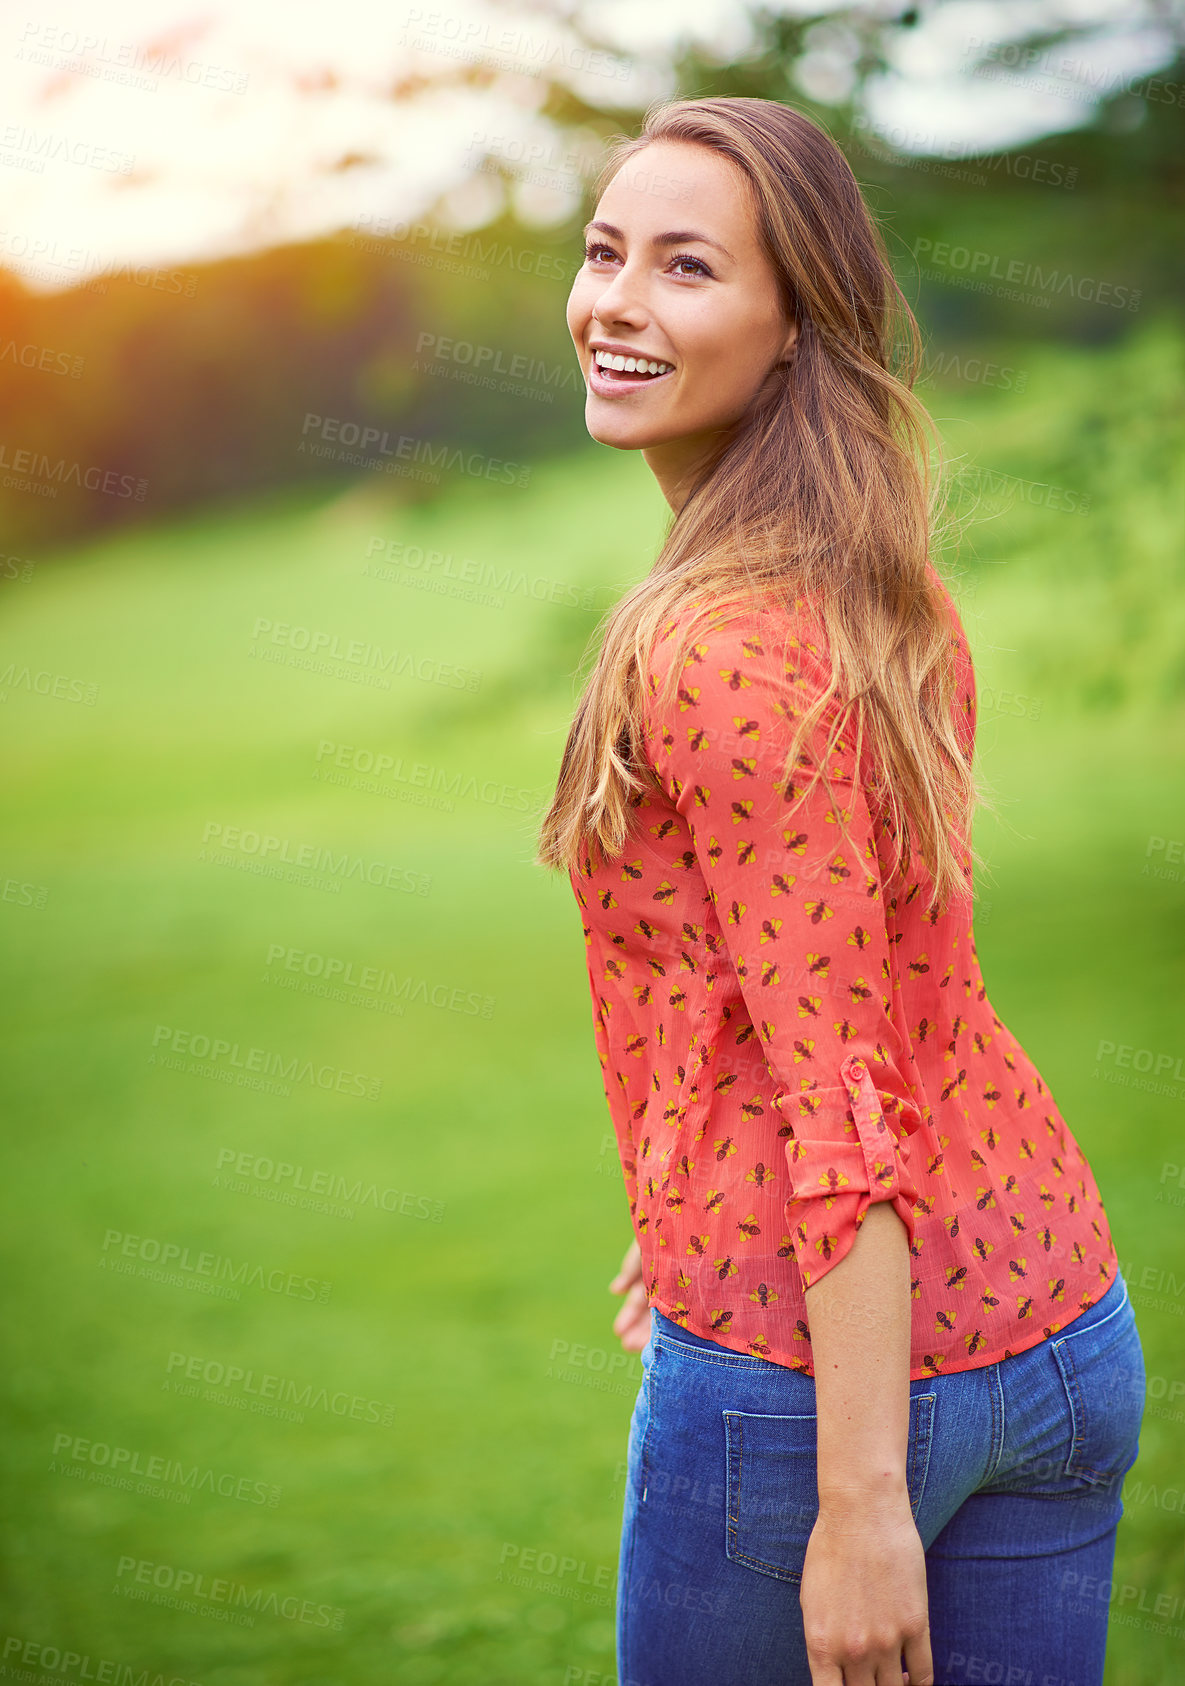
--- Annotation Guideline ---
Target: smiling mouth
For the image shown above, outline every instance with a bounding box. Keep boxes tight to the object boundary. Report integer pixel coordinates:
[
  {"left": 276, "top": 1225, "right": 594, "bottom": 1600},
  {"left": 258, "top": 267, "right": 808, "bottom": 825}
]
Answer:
[{"left": 591, "top": 349, "right": 675, "bottom": 382}]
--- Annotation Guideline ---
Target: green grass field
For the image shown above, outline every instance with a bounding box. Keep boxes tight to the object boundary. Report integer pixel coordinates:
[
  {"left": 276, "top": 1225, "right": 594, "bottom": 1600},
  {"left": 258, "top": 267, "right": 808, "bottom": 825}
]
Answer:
[{"left": 3, "top": 322, "right": 1183, "bottom": 1685}]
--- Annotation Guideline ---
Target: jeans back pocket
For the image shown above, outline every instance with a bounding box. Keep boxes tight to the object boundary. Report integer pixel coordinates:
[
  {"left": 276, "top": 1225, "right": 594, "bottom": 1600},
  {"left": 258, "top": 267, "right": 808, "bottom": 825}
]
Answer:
[
  {"left": 723, "top": 1392, "right": 936, "bottom": 1584},
  {"left": 1052, "top": 1285, "right": 1146, "bottom": 1487}
]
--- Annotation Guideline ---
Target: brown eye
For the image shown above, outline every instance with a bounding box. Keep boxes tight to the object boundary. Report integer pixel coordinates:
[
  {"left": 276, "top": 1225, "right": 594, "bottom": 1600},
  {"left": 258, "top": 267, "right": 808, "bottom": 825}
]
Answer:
[{"left": 669, "top": 252, "right": 713, "bottom": 279}]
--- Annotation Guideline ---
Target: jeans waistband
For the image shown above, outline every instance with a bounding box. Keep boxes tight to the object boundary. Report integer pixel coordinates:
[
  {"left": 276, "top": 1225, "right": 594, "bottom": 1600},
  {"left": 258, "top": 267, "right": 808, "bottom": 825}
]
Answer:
[
  {"left": 651, "top": 1266, "right": 1129, "bottom": 1364},
  {"left": 1050, "top": 1263, "right": 1128, "bottom": 1338},
  {"left": 651, "top": 1308, "right": 765, "bottom": 1357}
]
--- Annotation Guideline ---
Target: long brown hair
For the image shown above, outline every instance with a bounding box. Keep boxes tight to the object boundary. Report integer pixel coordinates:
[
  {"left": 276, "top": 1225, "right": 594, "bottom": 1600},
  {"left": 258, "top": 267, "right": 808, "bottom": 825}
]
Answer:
[{"left": 536, "top": 96, "right": 991, "bottom": 914}]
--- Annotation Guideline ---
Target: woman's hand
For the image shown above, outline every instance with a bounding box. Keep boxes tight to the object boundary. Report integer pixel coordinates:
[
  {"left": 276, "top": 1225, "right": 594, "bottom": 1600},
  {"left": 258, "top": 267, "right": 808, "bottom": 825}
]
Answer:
[
  {"left": 799, "top": 1491, "right": 933, "bottom": 1686},
  {"left": 608, "top": 1237, "right": 651, "bottom": 1353},
  {"left": 801, "top": 1202, "right": 928, "bottom": 1683}
]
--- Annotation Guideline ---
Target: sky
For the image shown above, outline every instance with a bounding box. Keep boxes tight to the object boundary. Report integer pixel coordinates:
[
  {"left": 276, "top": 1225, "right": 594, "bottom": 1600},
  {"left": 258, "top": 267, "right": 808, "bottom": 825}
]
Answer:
[{"left": 0, "top": 0, "right": 1179, "bottom": 292}]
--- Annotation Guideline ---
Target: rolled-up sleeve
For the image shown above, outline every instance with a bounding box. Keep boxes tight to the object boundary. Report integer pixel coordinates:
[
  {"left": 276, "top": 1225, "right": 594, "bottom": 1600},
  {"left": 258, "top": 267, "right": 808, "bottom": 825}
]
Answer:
[{"left": 646, "top": 605, "right": 926, "bottom": 1289}]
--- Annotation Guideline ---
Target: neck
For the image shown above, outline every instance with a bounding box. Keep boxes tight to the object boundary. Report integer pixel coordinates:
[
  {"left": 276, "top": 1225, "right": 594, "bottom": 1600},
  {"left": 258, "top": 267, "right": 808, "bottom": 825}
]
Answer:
[{"left": 642, "top": 428, "right": 728, "bottom": 514}]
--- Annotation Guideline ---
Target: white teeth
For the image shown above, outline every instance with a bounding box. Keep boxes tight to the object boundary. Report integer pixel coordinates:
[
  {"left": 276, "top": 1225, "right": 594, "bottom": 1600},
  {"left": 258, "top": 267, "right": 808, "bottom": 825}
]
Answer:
[{"left": 593, "top": 349, "right": 674, "bottom": 377}]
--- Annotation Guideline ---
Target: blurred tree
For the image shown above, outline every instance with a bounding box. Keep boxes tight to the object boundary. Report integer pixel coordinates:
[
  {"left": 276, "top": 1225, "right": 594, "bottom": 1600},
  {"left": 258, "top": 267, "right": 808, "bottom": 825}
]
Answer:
[{"left": 0, "top": 0, "right": 1180, "bottom": 556}]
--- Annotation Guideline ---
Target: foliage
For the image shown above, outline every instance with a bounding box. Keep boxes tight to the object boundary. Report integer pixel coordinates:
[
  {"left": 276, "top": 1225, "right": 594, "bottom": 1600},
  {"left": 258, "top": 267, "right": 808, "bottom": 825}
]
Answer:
[{"left": 1, "top": 358, "right": 1181, "bottom": 1675}]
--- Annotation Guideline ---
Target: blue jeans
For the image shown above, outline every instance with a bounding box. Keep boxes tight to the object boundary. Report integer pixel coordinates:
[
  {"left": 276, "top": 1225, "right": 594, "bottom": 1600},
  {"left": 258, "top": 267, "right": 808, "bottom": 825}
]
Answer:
[{"left": 616, "top": 1269, "right": 1145, "bottom": 1686}]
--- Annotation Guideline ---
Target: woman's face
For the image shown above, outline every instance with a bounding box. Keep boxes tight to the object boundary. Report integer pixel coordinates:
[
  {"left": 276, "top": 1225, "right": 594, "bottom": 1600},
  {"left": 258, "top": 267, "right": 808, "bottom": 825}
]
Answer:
[{"left": 565, "top": 138, "right": 797, "bottom": 498}]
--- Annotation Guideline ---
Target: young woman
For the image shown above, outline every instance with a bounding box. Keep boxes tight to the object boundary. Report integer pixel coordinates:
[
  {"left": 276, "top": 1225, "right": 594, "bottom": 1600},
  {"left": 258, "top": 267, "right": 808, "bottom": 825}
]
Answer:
[{"left": 536, "top": 97, "right": 1145, "bottom": 1686}]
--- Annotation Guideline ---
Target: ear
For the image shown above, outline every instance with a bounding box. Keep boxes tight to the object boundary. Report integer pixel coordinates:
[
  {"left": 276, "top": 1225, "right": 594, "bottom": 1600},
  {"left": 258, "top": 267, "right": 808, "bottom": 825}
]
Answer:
[{"left": 779, "top": 316, "right": 800, "bottom": 361}]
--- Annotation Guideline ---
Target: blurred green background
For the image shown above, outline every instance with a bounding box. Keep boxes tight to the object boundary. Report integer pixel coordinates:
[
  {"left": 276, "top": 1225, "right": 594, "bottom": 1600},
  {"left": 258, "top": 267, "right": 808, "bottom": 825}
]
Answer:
[{"left": 3, "top": 4, "right": 1184, "bottom": 1684}]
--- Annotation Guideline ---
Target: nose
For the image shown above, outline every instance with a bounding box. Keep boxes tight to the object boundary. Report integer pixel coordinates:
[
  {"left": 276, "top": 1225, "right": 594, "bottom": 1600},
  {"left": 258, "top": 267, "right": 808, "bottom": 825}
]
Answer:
[{"left": 590, "top": 255, "right": 649, "bottom": 330}]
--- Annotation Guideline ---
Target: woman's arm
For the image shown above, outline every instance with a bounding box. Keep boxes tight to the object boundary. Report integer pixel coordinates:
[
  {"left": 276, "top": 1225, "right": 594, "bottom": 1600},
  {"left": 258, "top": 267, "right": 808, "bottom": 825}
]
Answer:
[
  {"left": 642, "top": 606, "right": 934, "bottom": 1681},
  {"left": 800, "top": 1200, "right": 933, "bottom": 1686}
]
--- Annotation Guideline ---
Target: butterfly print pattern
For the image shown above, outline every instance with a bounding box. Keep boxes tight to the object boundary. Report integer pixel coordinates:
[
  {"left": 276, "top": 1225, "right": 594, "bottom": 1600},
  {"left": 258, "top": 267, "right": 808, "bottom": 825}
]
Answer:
[{"left": 570, "top": 580, "right": 1118, "bottom": 1380}]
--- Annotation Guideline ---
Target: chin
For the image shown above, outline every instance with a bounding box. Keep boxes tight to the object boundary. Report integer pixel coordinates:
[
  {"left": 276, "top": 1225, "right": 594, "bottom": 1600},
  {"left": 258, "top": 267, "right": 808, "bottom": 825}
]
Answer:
[{"left": 584, "top": 411, "right": 656, "bottom": 451}]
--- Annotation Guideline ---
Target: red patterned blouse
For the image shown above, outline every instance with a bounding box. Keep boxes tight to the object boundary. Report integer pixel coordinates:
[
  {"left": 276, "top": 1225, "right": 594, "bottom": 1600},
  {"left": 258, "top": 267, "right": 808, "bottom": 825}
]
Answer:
[{"left": 569, "top": 575, "right": 1119, "bottom": 1380}]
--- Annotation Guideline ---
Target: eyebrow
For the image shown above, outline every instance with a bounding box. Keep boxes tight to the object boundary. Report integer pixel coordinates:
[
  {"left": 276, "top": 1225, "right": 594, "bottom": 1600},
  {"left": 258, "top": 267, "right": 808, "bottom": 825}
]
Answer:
[{"left": 583, "top": 219, "right": 734, "bottom": 262}]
